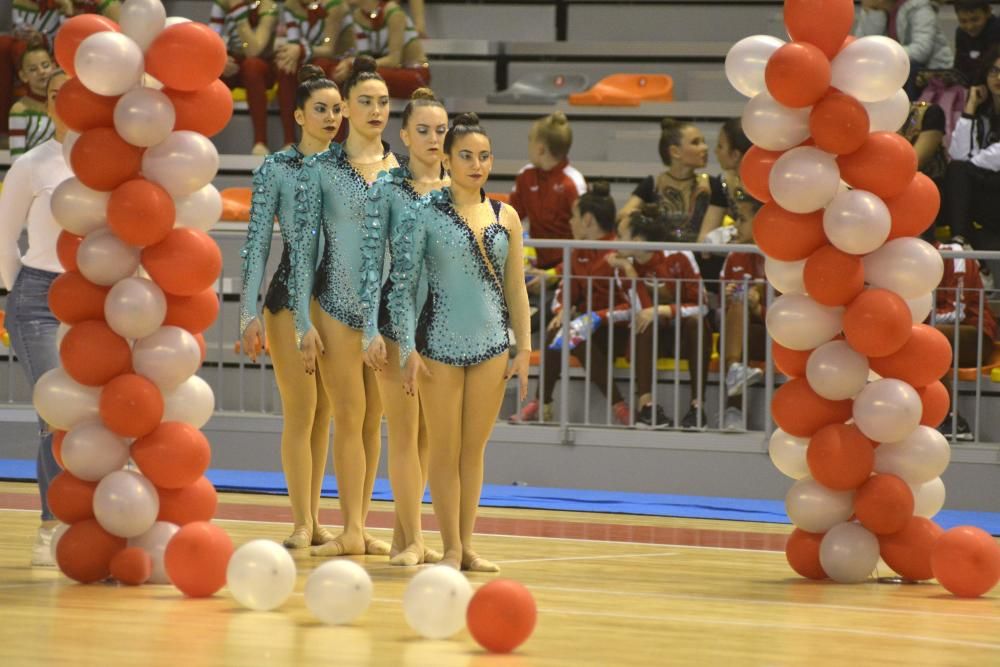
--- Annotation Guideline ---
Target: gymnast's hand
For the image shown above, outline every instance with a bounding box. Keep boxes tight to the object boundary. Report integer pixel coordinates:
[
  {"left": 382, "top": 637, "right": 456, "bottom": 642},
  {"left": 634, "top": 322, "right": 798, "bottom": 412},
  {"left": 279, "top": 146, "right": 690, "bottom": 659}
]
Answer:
[
  {"left": 403, "top": 352, "right": 430, "bottom": 397},
  {"left": 363, "top": 335, "right": 388, "bottom": 372},
  {"left": 242, "top": 318, "right": 265, "bottom": 363},
  {"left": 506, "top": 350, "right": 531, "bottom": 402},
  {"left": 301, "top": 327, "right": 325, "bottom": 376}
]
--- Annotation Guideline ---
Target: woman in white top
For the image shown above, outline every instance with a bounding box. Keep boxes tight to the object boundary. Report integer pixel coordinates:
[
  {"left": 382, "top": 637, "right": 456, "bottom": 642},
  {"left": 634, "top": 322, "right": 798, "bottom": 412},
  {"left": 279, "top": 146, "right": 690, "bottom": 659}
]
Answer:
[{"left": 0, "top": 68, "right": 71, "bottom": 567}]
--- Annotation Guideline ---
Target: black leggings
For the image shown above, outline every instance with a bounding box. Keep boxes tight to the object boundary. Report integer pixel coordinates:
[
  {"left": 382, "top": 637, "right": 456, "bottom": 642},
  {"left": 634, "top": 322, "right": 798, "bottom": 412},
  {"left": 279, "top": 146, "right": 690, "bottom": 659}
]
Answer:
[{"left": 942, "top": 160, "right": 1000, "bottom": 247}]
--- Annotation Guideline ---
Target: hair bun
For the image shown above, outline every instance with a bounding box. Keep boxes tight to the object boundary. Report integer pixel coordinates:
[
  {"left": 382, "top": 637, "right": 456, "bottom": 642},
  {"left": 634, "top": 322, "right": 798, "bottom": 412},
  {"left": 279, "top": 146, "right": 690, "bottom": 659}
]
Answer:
[
  {"left": 352, "top": 55, "right": 378, "bottom": 76},
  {"left": 298, "top": 63, "right": 326, "bottom": 84},
  {"left": 411, "top": 87, "right": 438, "bottom": 102},
  {"left": 661, "top": 117, "right": 681, "bottom": 131},
  {"left": 452, "top": 112, "right": 480, "bottom": 128},
  {"left": 588, "top": 180, "right": 611, "bottom": 198},
  {"left": 550, "top": 111, "right": 568, "bottom": 125}
]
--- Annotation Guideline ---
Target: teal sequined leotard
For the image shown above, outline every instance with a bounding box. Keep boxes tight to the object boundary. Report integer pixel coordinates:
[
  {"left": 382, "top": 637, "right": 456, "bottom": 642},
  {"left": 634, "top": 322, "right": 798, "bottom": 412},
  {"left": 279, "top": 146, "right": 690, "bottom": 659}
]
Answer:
[
  {"left": 239, "top": 146, "right": 324, "bottom": 348},
  {"left": 388, "top": 188, "right": 532, "bottom": 367}
]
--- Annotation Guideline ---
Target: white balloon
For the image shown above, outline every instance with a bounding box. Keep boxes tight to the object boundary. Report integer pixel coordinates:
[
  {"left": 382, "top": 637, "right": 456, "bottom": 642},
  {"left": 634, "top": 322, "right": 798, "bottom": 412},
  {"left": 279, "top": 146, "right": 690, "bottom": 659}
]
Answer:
[
  {"left": 863, "top": 89, "right": 911, "bottom": 132},
  {"left": 863, "top": 237, "right": 945, "bottom": 300},
  {"left": 74, "top": 31, "right": 144, "bottom": 97},
  {"left": 227, "top": 540, "right": 297, "bottom": 611},
  {"left": 77, "top": 228, "right": 141, "bottom": 286},
  {"left": 764, "top": 257, "right": 806, "bottom": 295},
  {"left": 830, "top": 36, "right": 910, "bottom": 103},
  {"left": 50, "top": 523, "right": 70, "bottom": 563},
  {"left": 742, "top": 91, "right": 812, "bottom": 151},
  {"left": 725, "top": 34, "right": 785, "bottom": 97},
  {"left": 93, "top": 470, "right": 160, "bottom": 538},
  {"left": 133, "top": 325, "right": 202, "bottom": 390},
  {"left": 765, "top": 294, "right": 844, "bottom": 351},
  {"left": 51, "top": 178, "right": 110, "bottom": 236},
  {"left": 768, "top": 429, "right": 810, "bottom": 479},
  {"left": 62, "top": 131, "right": 80, "bottom": 165},
  {"left": 823, "top": 190, "right": 891, "bottom": 255},
  {"left": 61, "top": 421, "right": 130, "bottom": 482},
  {"left": 142, "top": 131, "right": 220, "bottom": 197},
  {"left": 819, "top": 522, "right": 880, "bottom": 583},
  {"left": 120, "top": 0, "right": 167, "bottom": 51},
  {"left": 785, "top": 478, "right": 855, "bottom": 533},
  {"left": 910, "top": 477, "right": 946, "bottom": 518},
  {"left": 806, "top": 340, "right": 870, "bottom": 401},
  {"left": 105, "top": 276, "right": 167, "bottom": 340},
  {"left": 853, "top": 379, "right": 922, "bottom": 443},
  {"left": 769, "top": 147, "right": 841, "bottom": 214},
  {"left": 875, "top": 426, "right": 951, "bottom": 485},
  {"left": 164, "top": 17, "right": 191, "bottom": 27},
  {"left": 905, "top": 291, "right": 934, "bottom": 324},
  {"left": 32, "top": 367, "right": 101, "bottom": 431},
  {"left": 162, "top": 375, "right": 215, "bottom": 428},
  {"left": 114, "top": 87, "right": 176, "bottom": 148},
  {"left": 56, "top": 322, "right": 71, "bottom": 349},
  {"left": 403, "top": 566, "right": 473, "bottom": 639},
  {"left": 304, "top": 560, "right": 373, "bottom": 625},
  {"left": 174, "top": 184, "right": 223, "bottom": 232},
  {"left": 128, "top": 521, "right": 179, "bottom": 584}
]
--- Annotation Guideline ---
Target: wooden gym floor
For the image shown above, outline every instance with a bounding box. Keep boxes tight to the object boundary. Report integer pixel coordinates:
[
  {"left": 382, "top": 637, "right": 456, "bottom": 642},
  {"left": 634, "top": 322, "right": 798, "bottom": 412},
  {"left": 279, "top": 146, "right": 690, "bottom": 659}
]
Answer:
[{"left": 0, "top": 480, "right": 997, "bottom": 666}]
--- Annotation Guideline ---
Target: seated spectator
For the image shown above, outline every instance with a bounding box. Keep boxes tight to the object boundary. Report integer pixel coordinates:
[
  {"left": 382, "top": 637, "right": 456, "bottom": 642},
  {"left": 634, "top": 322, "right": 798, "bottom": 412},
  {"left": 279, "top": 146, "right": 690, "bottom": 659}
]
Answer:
[
  {"left": 718, "top": 251, "right": 766, "bottom": 431},
  {"left": 854, "top": 0, "right": 954, "bottom": 99},
  {"left": 1, "top": 2, "right": 59, "bottom": 149},
  {"left": 8, "top": 42, "right": 54, "bottom": 159},
  {"left": 332, "top": 0, "right": 430, "bottom": 98},
  {"left": 954, "top": 0, "right": 1000, "bottom": 85},
  {"left": 934, "top": 242, "right": 997, "bottom": 440},
  {"left": 211, "top": 0, "right": 287, "bottom": 156},
  {"left": 609, "top": 205, "right": 712, "bottom": 429},
  {"left": 900, "top": 101, "right": 948, "bottom": 182},
  {"left": 941, "top": 45, "right": 1000, "bottom": 248},
  {"left": 509, "top": 181, "right": 632, "bottom": 426}
]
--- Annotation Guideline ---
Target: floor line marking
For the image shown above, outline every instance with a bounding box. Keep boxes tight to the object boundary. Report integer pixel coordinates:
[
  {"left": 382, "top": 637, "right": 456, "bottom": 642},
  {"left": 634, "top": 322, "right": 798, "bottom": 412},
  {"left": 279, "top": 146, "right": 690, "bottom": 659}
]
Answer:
[{"left": 493, "top": 551, "right": 679, "bottom": 565}]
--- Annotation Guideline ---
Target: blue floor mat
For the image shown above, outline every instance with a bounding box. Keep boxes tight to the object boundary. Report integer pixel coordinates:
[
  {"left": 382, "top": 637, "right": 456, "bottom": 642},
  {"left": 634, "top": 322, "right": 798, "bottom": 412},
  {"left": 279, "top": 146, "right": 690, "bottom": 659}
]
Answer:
[{"left": 3, "top": 459, "right": 997, "bottom": 535}]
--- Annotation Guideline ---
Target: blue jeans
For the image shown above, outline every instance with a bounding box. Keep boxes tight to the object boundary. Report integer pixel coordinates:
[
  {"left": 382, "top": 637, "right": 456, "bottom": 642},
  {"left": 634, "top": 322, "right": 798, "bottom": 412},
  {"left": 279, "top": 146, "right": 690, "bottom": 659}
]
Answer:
[{"left": 5, "top": 266, "right": 62, "bottom": 521}]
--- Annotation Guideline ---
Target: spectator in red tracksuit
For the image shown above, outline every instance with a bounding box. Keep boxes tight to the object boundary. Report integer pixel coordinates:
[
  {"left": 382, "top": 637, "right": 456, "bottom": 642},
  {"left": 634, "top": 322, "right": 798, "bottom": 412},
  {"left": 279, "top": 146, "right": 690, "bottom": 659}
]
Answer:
[
  {"left": 718, "top": 250, "right": 767, "bottom": 431},
  {"left": 509, "top": 181, "right": 633, "bottom": 426},
  {"left": 934, "top": 242, "right": 998, "bottom": 440},
  {"left": 608, "top": 205, "right": 711, "bottom": 429}
]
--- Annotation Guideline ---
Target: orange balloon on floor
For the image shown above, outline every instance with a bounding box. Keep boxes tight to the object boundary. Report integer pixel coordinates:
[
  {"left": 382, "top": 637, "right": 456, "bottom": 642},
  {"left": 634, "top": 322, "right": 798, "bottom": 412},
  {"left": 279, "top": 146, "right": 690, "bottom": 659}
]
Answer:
[
  {"left": 879, "top": 516, "right": 943, "bottom": 581},
  {"left": 785, "top": 528, "right": 827, "bottom": 580},
  {"left": 885, "top": 173, "right": 941, "bottom": 241},
  {"left": 467, "top": 579, "right": 538, "bottom": 653},
  {"left": 764, "top": 42, "right": 831, "bottom": 108},
  {"left": 56, "top": 518, "right": 126, "bottom": 584},
  {"left": 142, "top": 228, "right": 223, "bottom": 297},
  {"left": 107, "top": 179, "right": 176, "bottom": 248},
  {"left": 837, "top": 132, "right": 918, "bottom": 200},
  {"left": 772, "top": 377, "right": 853, "bottom": 437},
  {"left": 48, "top": 271, "right": 110, "bottom": 324},
  {"left": 753, "top": 203, "right": 827, "bottom": 261},
  {"left": 854, "top": 474, "right": 914, "bottom": 535},
  {"left": 163, "top": 288, "right": 220, "bottom": 334},
  {"left": 56, "top": 231, "right": 83, "bottom": 272},
  {"left": 784, "top": 0, "right": 856, "bottom": 59},
  {"left": 807, "top": 423, "right": 875, "bottom": 490},
  {"left": 60, "top": 320, "right": 132, "bottom": 386},
  {"left": 843, "top": 289, "right": 912, "bottom": 358},
  {"left": 803, "top": 245, "right": 864, "bottom": 307},
  {"left": 54, "top": 13, "right": 120, "bottom": 76},
  {"left": 739, "top": 146, "right": 781, "bottom": 203},
  {"left": 772, "top": 342, "right": 811, "bottom": 378},
  {"left": 157, "top": 476, "right": 218, "bottom": 526},
  {"left": 164, "top": 80, "right": 234, "bottom": 138},
  {"left": 869, "top": 324, "right": 951, "bottom": 389},
  {"left": 132, "top": 422, "right": 211, "bottom": 490},
  {"left": 55, "top": 76, "right": 118, "bottom": 133},
  {"left": 110, "top": 547, "right": 153, "bottom": 586},
  {"left": 99, "top": 374, "right": 164, "bottom": 438},
  {"left": 917, "top": 381, "right": 949, "bottom": 428},
  {"left": 931, "top": 526, "right": 1000, "bottom": 597},
  {"left": 809, "top": 91, "right": 869, "bottom": 155},
  {"left": 164, "top": 521, "right": 233, "bottom": 597},
  {"left": 70, "top": 127, "right": 144, "bottom": 192},
  {"left": 47, "top": 471, "right": 98, "bottom": 524}
]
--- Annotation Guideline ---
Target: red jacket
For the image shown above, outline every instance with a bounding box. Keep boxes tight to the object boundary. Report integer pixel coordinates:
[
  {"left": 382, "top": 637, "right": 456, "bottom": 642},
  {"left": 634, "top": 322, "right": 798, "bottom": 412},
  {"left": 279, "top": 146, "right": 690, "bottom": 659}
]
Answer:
[
  {"left": 631, "top": 250, "right": 708, "bottom": 319},
  {"left": 936, "top": 243, "right": 997, "bottom": 341},
  {"left": 553, "top": 234, "right": 630, "bottom": 320},
  {"left": 510, "top": 160, "right": 586, "bottom": 270}
]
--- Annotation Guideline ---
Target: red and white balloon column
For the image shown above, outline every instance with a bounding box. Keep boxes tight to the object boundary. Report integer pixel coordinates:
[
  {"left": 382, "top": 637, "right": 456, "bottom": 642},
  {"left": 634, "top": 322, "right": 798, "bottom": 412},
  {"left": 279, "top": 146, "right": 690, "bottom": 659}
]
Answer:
[
  {"left": 32, "top": 0, "right": 235, "bottom": 594},
  {"left": 728, "top": 0, "right": 1000, "bottom": 595}
]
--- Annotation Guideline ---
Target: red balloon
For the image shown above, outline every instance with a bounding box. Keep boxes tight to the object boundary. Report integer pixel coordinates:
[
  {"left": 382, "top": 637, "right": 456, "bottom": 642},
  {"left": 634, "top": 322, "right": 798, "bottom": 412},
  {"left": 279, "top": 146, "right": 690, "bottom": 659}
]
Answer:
[
  {"left": 107, "top": 179, "right": 176, "bottom": 248},
  {"left": 843, "top": 289, "right": 912, "bottom": 358},
  {"left": 764, "top": 42, "right": 831, "bottom": 108},
  {"left": 157, "top": 476, "right": 218, "bottom": 526},
  {"left": 753, "top": 203, "right": 827, "bottom": 261},
  {"left": 47, "top": 471, "right": 98, "bottom": 524},
  {"left": 807, "top": 423, "right": 875, "bottom": 490},
  {"left": 739, "top": 146, "right": 781, "bottom": 203},
  {"left": 917, "top": 381, "right": 949, "bottom": 428},
  {"left": 164, "top": 521, "right": 233, "bottom": 597},
  {"left": 55, "top": 76, "right": 118, "bottom": 133},
  {"left": 837, "top": 132, "right": 918, "bottom": 199},
  {"left": 784, "top": 0, "right": 856, "bottom": 59},
  {"left": 884, "top": 174, "right": 942, "bottom": 240},
  {"left": 142, "top": 228, "right": 223, "bottom": 297},
  {"left": 54, "top": 14, "right": 120, "bottom": 76},
  {"left": 164, "top": 80, "right": 235, "bottom": 138},
  {"left": 785, "top": 528, "right": 827, "bottom": 580},
  {"left": 803, "top": 245, "right": 864, "bottom": 306},
  {"left": 71, "top": 127, "right": 144, "bottom": 192},
  {"left": 52, "top": 430, "right": 67, "bottom": 469},
  {"left": 854, "top": 474, "right": 914, "bottom": 535},
  {"left": 110, "top": 546, "right": 153, "bottom": 586},
  {"left": 56, "top": 231, "right": 83, "bottom": 272},
  {"left": 48, "top": 271, "right": 110, "bottom": 324},
  {"left": 772, "top": 377, "right": 853, "bottom": 437},
  {"left": 56, "top": 518, "right": 126, "bottom": 584},
  {"left": 931, "top": 526, "right": 1000, "bottom": 598},
  {"left": 773, "top": 342, "right": 811, "bottom": 378},
  {"left": 132, "top": 422, "right": 211, "bottom": 490},
  {"left": 467, "top": 579, "right": 538, "bottom": 654},
  {"left": 869, "top": 324, "right": 952, "bottom": 388},
  {"left": 164, "top": 289, "right": 220, "bottom": 334},
  {"left": 146, "top": 23, "right": 227, "bottom": 92},
  {"left": 99, "top": 374, "right": 164, "bottom": 438},
  {"left": 60, "top": 320, "right": 132, "bottom": 386},
  {"left": 809, "top": 91, "right": 870, "bottom": 155},
  {"left": 879, "top": 516, "right": 942, "bottom": 581}
]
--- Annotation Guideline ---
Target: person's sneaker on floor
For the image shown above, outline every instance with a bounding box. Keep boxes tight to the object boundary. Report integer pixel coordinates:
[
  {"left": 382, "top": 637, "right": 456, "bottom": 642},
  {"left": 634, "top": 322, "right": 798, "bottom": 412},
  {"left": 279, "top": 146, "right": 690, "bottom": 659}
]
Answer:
[
  {"left": 612, "top": 400, "right": 632, "bottom": 427},
  {"left": 723, "top": 406, "right": 744, "bottom": 431},
  {"left": 635, "top": 403, "right": 673, "bottom": 429},
  {"left": 681, "top": 404, "right": 708, "bottom": 430},
  {"left": 509, "top": 399, "right": 553, "bottom": 424},
  {"left": 938, "top": 412, "right": 974, "bottom": 441},
  {"left": 725, "top": 362, "right": 763, "bottom": 397},
  {"left": 31, "top": 524, "right": 56, "bottom": 567}
]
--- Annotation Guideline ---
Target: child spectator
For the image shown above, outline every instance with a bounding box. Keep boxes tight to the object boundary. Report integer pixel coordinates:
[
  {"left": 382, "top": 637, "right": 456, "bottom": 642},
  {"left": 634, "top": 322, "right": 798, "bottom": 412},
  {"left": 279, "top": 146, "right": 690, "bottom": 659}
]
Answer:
[
  {"left": 955, "top": 0, "right": 1000, "bottom": 84},
  {"left": 8, "top": 43, "right": 54, "bottom": 159}
]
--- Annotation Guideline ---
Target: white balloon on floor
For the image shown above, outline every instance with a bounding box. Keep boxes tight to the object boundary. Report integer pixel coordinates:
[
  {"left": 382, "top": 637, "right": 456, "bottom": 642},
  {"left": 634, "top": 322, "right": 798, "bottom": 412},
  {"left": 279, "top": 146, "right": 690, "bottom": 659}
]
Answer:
[
  {"left": 403, "top": 566, "right": 473, "bottom": 639},
  {"left": 305, "top": 560, "right": 374, "bottom": 625},
  {"left": 820, "top": 522, "right": 880, "bottom": 583},
  {"left": 227, "top": 540, "right": 297, "bottom": 611}
]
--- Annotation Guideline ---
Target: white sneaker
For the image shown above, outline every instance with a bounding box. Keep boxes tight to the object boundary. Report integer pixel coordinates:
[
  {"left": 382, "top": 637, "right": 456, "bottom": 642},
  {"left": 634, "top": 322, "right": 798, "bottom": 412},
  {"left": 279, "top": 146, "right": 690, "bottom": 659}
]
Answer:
[
  {"left": 723, "top": 406, "right": 744, "bottom": 431},
  {"left": 32, "top": 525, "right": 56, "bottom": 567},
  {"left": 726, "top": 363, "right": 763, "bottom": 397}
]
